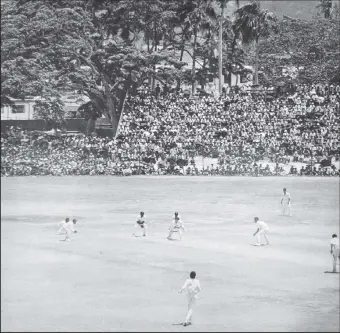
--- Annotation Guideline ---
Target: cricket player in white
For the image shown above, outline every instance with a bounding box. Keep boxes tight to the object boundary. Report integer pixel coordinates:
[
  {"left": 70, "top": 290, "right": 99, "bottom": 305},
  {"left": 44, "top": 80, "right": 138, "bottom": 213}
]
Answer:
[
  {"left": 70, "top": 219, "right": 77, "bottom": 232},
  {"left": 58, "top": 218, "right": 77, "bottom": 241},
  {"left": 281, "top": 188, "right": 291, "bottom": 216},
  {"left": 330, "top": 234, "right": 340, "bottom": 273},
  {"left": 253, "top": 217, "right": 270, "bottom": 246},
  {"left": 57, "top": 217, "right": 70, "bottom": 235},
  {"left": 133, "top": 211, "right": 147, "bottom": 237},
  {"left": 168, "top": 212, "right": 186, "bottom": 240},
  {"left": 179, "top": 271, "right": 201, "bottom": 326},
  {"left": 65, "top": 219, "right": 77, "bottom": 241}
]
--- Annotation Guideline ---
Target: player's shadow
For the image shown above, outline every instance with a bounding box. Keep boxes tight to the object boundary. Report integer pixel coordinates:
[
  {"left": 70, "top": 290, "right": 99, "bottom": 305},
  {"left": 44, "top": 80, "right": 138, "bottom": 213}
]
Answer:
[{"left": 173, "top": 322, "right": 192, "bottom": 326}]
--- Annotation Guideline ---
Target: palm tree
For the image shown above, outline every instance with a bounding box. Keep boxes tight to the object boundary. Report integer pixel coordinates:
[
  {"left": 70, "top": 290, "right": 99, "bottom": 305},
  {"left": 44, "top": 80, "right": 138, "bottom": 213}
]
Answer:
[
  {"left": 225, "top": 43, "right": 245, "bottom": 86},
  {"left": 233, "top": 0, "right": 277, "bottom": 85},
  {"left": 217, "top": 0, "right": 239, "bottom": 95},
  {"left": 316, "top": 0, "right": 333, "bottom": 19},
  {"left": 186, "top": 0, "right": 217, "bottom": 94}
]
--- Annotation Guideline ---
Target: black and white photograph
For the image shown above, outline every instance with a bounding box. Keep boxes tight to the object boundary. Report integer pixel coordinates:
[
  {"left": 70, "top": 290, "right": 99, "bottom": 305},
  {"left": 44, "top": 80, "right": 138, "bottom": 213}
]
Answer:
[{"left": 1, "top": 0, "right": 339, "bottom": 331}]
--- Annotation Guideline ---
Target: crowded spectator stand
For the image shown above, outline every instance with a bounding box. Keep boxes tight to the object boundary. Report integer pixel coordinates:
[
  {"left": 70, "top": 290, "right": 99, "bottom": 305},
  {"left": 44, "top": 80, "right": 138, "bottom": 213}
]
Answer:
[{"left": 1, "top": 84, "right": 339, "bottom": 177}]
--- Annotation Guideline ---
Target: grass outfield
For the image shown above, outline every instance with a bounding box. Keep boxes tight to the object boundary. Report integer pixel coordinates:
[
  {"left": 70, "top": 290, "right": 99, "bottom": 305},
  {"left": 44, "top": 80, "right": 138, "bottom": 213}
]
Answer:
[{"left": 1, "top": 176, "right": 339, "bottom": 332}]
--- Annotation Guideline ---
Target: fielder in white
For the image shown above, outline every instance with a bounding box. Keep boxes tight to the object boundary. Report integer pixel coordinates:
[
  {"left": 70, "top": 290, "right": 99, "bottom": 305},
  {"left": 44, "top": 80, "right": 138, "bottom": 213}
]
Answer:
[
  {"left": 178, "top": 271, "right": 201, "bottom": 326},
  {"left": 281, "top": 188, "right": 291, "bottom": 216},
  {"left": 167, "top": 212, "right": 186, "bottom": 240},
  {"left": 133, "top": 211, "right": 147, "bottom": 237},
  {"left": 253, "top": 217, "right": 270, "bottom": 246},
  {"left": 330, "top": 234, "right": 340, "bottom": 273},
  {"left": 57, "top": 217, "right": 70, "bottom": 235},
  {"left": 58, "top": 218, "right": 77, "bottom": 241},
  {"left": 70, "top": 219, "right": 77, "bottom": 232}
]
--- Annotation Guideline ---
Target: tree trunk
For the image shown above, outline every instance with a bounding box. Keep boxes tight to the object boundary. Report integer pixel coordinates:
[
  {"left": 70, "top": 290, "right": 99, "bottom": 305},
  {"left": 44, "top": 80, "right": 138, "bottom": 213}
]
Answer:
[
  {"left": 201, "top": 58, "right": 207, "bottom": 89},
  {"left": 152, "top": 64, "right": 156, "bottom": 91},
  {"left": 115, "top": 90, "right": 129, "bottom": 139},
  {"left": 103, "top": 80, "right": 119, "bottom": 137},
  {"left": 254, "top": 37, "right": 260, "bottom": 85},
  {"left": 180, "top": 43, "right": 184, "bottom": 60},
  {"left": 147, "top": 35, "right": 153, "bottom": 89},
  {"left": 86, "top": 118, "right": 95, "bottom": 136},
  {"left": 107, "top": 99, "right": 119, "bottom": 138},
  {"left": 325, "top": 0, "right": 332, "bottom": 19},
  {"left": 218, "top": 1, "right": 225, "bottom": 95},
  {"left": 177, "top": 38, "right": 186, "bottom": 90},
  {"left": 151, "top": 26, "right": 158, "bottom": 91},
  {"left": 177, "top": 37, "right": 185, "bottom": 91},
  {"left": 191, "top": 28, "right": 198, "bottom": 94}
]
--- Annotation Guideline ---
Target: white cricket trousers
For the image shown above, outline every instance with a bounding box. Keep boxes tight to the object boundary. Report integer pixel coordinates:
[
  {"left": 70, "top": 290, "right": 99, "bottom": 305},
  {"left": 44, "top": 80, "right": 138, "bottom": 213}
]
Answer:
[
  {"left": 64, "top": 229, "right": 72, "bottom": 241},
  {"left": 185, "top": 295, "right": 197, "bottom": 324},
  {"left": 57, "top": 227, "right": 67, "bottom": 235},
  {"left": 168, "top": 227, "right": 182, "bottom": 239},
  {"left": 282, "top": 203, "right": 291, "bottom": 216},
  {"left": 134, "top": 223, "right": 147, "bottom": 236},
  {"left": 257, "top": 229, "right": 269, "bottom": 244},
  {"left": 332, "top": 248, "right": 340, "bottom": 272}
]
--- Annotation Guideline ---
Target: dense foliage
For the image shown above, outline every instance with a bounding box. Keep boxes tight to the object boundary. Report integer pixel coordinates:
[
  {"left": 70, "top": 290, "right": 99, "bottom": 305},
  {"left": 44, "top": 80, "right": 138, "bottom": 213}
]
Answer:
[
  {"left": 233, "top": 1, "right": 278, "bottom": 85},
  {"left": 255, "top": 16, "right": 340, "bottom": 85},
  {"left": 1, "top": 0, "right": 339, "bottom": 135},
  {"left": 1, "top": 0, "right": 185, "bottom": 133}
]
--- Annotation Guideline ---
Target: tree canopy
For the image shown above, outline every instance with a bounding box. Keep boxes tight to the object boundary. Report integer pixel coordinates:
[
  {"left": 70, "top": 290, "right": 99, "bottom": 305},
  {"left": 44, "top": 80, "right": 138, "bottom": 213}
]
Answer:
[
  {"left": 254, "top": 15, "right": 340, "bottom": 85},
  {"left": 1, "top": 0, "right": 185, "bottom": 133},
  {"left": 233, "top": 1, "right": 277, "bottom": 84},
  {"left": 1, "top": 0, "right": 339, "bottom": 134}
]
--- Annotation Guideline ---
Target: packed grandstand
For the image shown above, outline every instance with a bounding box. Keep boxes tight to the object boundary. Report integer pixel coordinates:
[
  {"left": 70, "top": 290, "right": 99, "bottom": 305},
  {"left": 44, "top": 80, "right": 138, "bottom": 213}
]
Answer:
[{"left": 1, "top": 84, "right": 339, "bottom": 177}]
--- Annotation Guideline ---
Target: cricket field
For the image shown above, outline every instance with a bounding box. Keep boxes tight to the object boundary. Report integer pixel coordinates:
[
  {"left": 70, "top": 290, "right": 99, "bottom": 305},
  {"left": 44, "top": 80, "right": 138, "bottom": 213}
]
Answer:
[{"left": 1, "top": 176, "right": 339, "bottom": 332}]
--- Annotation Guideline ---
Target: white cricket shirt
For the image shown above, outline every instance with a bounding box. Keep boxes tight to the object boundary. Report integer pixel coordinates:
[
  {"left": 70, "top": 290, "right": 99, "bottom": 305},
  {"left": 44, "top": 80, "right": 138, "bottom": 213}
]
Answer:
[
  {"left": 137, "top": 217, "right": 145, "bottom": 226},
  {"left": 69, "top": 223, "right": 75, "bottom": 233},
  {"left": 281, "top": 192, "right": 291, "bottom": 204},
  {"left": 59, "top": 220, "right": 68, "bottom": 228},
  {"left": 181, "top": 278, "right": 201, "bottom": 297},
  {"left": 257, "top": 220, "right": 269, "bottom": 231},
  {"left": 173, "top": 219, "right": 184, "bottom": 229},
  {"left": 330, "top": 238, "right": 339, "bottom": 250}
]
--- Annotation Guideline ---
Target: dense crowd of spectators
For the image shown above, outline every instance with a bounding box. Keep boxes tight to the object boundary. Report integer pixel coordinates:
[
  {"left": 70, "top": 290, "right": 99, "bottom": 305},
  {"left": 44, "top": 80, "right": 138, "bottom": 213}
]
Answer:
[{"left": 1, "top": 83, "right": 339, "bottom": 177}]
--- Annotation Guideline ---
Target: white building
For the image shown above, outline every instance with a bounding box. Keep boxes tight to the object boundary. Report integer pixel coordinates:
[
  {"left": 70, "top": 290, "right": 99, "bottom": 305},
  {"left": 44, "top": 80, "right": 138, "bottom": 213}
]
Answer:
[
  {"left": 1, "top": 98, "right": 37, "bottom": 120},
  {"left": 1, "top": 94, "right": 89, "bottom": 121}
]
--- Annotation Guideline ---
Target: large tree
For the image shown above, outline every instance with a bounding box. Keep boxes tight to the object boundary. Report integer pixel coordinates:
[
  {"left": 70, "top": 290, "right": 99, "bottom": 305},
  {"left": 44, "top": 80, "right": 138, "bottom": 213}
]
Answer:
[
  {"left": 233, "top": 0, "right": 278, "bottom": 85},
  {"left": 185, "top": 0, "right": 217, "bottom": 94},
  {"left": 1, "top": 0, "right": 183, "bottom": 135},
  {"left": 216, "top": 0, "right": 239, "bottom": 95},
  {"left": 164, "top": 0, "right": 217, "bottom": 94},
  {"left": 113, "top": 0, "right": 180, "bottom": 89}
]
